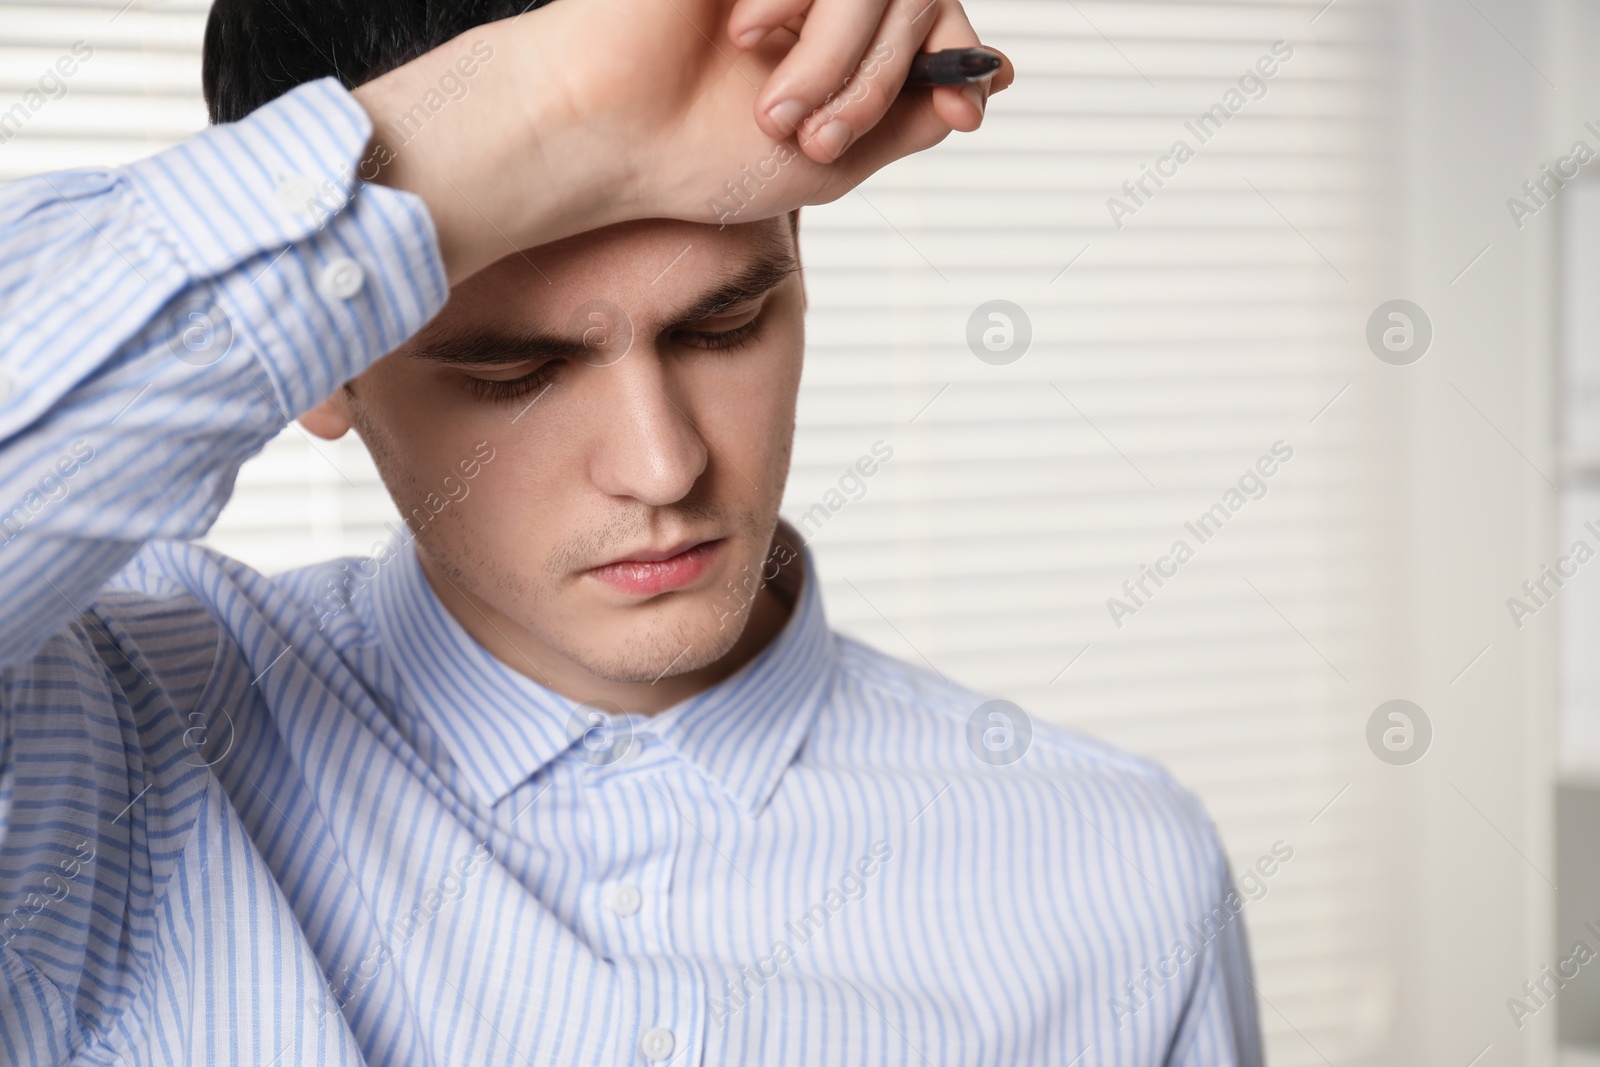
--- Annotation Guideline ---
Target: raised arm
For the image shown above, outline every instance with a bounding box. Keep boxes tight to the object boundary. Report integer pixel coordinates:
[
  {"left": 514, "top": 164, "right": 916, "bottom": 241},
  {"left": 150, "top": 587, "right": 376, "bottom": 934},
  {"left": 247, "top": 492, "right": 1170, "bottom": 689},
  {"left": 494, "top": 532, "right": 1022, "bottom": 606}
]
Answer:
[
  {"left": 0, "top": 0, "right": 1008, "bottom": 671},
  {"left": 350, "top": 0, "right": 1010, "bottom": 285},
  {"left": 0, "top": 78, "right": 447, "bottom": 669}
]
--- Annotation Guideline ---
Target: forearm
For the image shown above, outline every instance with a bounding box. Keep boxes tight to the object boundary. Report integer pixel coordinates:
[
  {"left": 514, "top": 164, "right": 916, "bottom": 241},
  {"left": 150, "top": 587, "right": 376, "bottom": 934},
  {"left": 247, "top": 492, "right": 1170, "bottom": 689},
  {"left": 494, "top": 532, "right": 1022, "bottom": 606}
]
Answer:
[
  {"left": 345, "top": 1, "right": 1010, "bottom": 289},
  {"left": 349, "top": 15, "right": 645, "bottom": 288}
]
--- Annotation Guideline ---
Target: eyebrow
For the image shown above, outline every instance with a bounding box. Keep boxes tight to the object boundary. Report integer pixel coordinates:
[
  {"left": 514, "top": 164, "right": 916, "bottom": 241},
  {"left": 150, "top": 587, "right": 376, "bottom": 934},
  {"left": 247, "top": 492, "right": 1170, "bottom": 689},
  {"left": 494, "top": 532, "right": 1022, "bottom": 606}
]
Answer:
[{"left": 410, "top": 243, "right": 800, "bottom": 368}]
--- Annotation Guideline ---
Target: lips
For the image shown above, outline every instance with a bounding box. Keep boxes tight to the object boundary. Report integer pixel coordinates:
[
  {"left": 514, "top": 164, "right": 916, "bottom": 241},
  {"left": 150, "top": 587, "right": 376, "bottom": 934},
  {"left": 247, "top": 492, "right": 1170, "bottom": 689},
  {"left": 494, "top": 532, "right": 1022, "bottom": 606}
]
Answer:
[{"left": 586, "top": 539, "right": 723, "bottom": 598}]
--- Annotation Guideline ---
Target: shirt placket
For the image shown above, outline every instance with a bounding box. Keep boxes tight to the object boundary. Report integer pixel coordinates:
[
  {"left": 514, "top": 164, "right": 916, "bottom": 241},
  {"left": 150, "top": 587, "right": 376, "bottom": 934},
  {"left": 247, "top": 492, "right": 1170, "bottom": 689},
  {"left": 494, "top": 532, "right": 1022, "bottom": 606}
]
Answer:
[{"left": 579, "top": 734, "right": 707, "bottom": 1067}]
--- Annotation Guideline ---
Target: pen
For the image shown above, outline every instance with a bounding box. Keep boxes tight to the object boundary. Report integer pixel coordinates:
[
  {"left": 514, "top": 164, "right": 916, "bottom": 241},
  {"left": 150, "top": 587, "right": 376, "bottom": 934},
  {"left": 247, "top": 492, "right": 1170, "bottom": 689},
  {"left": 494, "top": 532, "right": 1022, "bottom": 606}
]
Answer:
[{"left": 905, "top": 47, "right": 1003, "bottom": 88}]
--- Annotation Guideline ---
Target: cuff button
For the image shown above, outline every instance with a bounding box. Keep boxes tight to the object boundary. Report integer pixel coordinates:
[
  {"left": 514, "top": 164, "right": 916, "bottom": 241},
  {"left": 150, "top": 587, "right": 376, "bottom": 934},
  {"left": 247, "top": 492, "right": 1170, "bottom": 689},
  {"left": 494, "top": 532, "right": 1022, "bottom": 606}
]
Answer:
[{"left": 318, "top": 257, "right": 365, "bottom": 301}]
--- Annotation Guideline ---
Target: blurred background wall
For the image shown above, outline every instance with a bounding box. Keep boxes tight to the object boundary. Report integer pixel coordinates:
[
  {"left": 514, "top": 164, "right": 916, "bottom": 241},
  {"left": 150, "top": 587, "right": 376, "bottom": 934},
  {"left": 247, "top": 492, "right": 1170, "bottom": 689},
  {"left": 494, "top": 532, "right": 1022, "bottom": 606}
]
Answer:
[{"left": 4, "top": 0, "right": 1594, "bottom": 1063}]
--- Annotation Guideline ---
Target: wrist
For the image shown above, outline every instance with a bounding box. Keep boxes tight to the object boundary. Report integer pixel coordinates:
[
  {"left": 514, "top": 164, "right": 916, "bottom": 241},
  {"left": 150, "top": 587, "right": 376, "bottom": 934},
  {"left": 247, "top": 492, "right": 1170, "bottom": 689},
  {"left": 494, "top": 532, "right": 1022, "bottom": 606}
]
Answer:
[{"left": 351, "top": 20, "right": 629, "bottom": 285}]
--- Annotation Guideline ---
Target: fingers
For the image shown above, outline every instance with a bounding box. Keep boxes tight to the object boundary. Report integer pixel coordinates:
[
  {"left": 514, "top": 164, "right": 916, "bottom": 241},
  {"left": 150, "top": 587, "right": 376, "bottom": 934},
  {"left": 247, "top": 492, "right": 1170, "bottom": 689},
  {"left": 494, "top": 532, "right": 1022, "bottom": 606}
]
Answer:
[
  {"left": 786, "top": 0, "right": 935, "bottom": 163},
  {"left": 820, "top": 85, "right": 952, "bottom": 194},
  {"left": 740, "top": 0, "right": 1011, "bottom": 165},
  {"left": 746, "top": 0, "right": 893, "bottom": 143},
  {"left": 930, "top": 53, "right": 1013, "bottom": 132},
  {"left": 920, "top": 0, "right": 1011, "bottom": 133},
  {"left": 727, "top": 0, "right": 809, "bottom": 48},
  {"left": 728, "top": 0, "right": 1011, "bottom": 180},
  {"left": 818, "top": 29, "right": 1011, "bottom": 196}
]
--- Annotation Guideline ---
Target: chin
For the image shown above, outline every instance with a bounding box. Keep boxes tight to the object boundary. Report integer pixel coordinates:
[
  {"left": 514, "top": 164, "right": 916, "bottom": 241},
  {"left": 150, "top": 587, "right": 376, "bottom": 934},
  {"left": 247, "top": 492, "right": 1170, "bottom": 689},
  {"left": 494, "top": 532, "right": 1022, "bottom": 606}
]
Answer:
[{"left": 571, "top": 594, "right": 754, "bottom": 685}]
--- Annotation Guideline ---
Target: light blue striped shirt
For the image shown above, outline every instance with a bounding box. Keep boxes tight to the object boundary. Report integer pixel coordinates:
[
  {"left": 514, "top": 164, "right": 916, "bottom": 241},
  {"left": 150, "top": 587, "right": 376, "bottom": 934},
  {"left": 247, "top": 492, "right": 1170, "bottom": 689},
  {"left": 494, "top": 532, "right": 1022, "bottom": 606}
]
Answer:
[{"left": 0, "top": 77, "right": 1263, "bottom": 1066}]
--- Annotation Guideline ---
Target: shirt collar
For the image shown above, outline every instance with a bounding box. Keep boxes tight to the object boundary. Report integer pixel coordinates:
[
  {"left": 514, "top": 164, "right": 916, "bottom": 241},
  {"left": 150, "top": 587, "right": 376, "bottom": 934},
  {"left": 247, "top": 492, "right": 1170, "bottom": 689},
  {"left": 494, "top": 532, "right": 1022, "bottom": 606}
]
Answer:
[{"left": 369, "top": 528, "right": 831, "bottom": 818}]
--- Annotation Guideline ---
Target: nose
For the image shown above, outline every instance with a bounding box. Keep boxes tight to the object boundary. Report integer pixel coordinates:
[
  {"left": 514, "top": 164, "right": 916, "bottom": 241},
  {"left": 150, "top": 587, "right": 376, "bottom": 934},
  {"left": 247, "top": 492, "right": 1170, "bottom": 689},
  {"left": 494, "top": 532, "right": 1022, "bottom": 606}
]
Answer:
[{"left": 587, "top": 350, "right": 709, "bottom": 507}]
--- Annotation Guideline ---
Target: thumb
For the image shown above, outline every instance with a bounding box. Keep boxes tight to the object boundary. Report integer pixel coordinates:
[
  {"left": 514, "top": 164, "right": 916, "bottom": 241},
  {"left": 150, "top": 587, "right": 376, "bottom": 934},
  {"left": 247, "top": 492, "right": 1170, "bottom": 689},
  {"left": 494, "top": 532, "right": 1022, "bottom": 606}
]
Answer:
[{"left": 823, "top": 89, "right": 956, "bottom": 199}]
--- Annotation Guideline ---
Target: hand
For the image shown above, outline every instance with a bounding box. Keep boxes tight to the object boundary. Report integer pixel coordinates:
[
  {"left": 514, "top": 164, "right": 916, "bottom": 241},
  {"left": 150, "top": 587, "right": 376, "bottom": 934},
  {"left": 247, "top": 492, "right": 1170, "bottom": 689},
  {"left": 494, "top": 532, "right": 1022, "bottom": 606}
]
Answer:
[
  {"left": 737, "top": 0, "right": 1007, "bottom": 160},
  {"left": 353, "top": 0, "right": 1012, "bottom": 285}
]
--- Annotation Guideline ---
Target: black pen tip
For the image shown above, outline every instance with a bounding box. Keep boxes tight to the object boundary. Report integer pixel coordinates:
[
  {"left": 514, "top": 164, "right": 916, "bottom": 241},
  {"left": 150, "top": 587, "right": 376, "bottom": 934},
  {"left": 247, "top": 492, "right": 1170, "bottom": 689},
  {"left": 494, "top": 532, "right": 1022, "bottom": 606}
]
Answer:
[{"left": 961, "top": 50, "right": 1003, "bottom": 77}]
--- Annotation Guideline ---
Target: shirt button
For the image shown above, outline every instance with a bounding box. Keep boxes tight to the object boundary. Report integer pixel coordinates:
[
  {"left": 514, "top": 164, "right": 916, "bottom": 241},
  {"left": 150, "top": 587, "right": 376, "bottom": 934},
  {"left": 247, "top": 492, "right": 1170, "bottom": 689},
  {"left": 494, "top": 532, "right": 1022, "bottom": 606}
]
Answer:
[
  {"left": 639, "top": 1027, "right": 675, "bottom": 1061},
  {"left": 318, "top": 257, "right": 365, "bottom": 300},
  {"left": 604, "top": 882, "right": 643, "bottom": 917}
]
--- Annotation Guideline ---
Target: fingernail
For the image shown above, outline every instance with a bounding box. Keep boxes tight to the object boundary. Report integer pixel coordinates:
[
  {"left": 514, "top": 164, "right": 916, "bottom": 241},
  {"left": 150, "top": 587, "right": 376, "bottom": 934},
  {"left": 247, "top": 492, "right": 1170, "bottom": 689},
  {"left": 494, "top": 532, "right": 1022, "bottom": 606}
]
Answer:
[
  {"left": 812, "top": 119, "right": 852, "bottom": 161},
  {"left": 768, "top": 98, "right": 808, "bottom": 135},
  {"left": 961, "top": 84, "right": 987, "bottom": 116},
  {"left": 736, "top": 25, "right": 766, "bottom": 48}
]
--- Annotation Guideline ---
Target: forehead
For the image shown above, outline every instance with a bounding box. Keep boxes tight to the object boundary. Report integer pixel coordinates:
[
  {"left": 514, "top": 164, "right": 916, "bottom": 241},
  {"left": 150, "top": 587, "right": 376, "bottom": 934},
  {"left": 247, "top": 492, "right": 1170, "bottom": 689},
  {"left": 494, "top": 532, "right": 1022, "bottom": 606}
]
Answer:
[{"left": 433, "top": 216, "right": 797, "bottom": 332}]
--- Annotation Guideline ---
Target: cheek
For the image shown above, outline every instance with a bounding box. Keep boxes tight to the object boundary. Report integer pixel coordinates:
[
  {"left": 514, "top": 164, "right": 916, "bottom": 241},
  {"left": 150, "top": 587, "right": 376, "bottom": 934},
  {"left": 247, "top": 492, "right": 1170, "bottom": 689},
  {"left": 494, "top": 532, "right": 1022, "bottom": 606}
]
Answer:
[
  {"left": 453, "top": 411, "right": 595, "bottom": 549},
  {"left": 355, "top": 369, "right": 525, "bottom": 518},
  {"left": 691, "top": 338, "right": 803, "bottom": 472}
]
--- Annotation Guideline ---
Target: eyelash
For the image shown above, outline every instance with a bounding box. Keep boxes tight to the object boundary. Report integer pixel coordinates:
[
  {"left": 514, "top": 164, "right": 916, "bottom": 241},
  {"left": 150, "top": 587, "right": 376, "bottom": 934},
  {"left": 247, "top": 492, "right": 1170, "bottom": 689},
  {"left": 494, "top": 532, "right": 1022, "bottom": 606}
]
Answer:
[
  {"left": 464, "top": 313, "right": 766, "bottom": 403},
  {"left": 466, "top": 363, "right": 561, "bottom": 403},
  {"left": 673, "top": 315, "right": 764, "bottom": 352}
]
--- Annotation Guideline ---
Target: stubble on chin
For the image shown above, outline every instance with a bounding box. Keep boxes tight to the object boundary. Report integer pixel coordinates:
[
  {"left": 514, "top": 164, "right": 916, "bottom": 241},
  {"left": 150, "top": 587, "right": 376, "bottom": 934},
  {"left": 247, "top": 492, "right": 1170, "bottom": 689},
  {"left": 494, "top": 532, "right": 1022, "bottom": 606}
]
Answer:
[
  {"left": 554, "top": 508, "right": 777, "bottom": 684},
  {"left": 430, "top": 503, "right": 777, "bottom": 686}
]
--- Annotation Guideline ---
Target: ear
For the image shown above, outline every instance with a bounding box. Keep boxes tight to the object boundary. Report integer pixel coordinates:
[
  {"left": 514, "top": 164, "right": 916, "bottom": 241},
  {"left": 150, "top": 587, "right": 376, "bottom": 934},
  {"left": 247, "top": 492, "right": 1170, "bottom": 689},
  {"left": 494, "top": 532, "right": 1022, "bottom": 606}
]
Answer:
[{"left": 299, "top": 385, "right": 354, "bottom": 440}]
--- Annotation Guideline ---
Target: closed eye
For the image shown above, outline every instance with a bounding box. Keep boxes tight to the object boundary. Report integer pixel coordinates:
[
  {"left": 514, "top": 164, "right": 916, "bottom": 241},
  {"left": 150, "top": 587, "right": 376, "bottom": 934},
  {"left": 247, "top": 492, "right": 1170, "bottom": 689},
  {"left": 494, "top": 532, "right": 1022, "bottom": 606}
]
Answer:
[
  {"left": 460, "top": 296, "right": 772, "bottom": 402},
  {"left": 670, "top": 301, "right": 766, "bottom": 351},
  {"left": 463, "top": 360, "right": 562, "bottom": 403}
]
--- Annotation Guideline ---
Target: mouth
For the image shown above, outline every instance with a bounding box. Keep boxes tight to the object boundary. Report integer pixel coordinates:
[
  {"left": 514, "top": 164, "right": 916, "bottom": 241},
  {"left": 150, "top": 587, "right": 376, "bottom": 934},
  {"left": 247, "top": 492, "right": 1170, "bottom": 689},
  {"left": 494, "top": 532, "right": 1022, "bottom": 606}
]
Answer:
[{"left": 586, "top": 538, "right": 724, "bottom": 598}]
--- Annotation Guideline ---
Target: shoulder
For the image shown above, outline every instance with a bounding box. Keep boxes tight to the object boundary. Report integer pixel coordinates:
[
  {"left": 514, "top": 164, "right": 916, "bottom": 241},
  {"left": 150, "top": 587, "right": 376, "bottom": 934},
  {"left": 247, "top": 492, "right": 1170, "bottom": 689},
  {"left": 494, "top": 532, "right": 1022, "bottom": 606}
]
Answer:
[
  {"left": 4, "top": 540, "right": 381, "bottom": 715},
  {"left": 804, "top": 633, "right": 1240, "bottom": 994},
  {"left": 828, "top": 633, "right": 1192, "bottom": 787},
  {"left": 819, "top": 632, "right": 1224, "bottom": 863},
  {"left": 107, "top": 540, "right": 390, "bottom": 656}
]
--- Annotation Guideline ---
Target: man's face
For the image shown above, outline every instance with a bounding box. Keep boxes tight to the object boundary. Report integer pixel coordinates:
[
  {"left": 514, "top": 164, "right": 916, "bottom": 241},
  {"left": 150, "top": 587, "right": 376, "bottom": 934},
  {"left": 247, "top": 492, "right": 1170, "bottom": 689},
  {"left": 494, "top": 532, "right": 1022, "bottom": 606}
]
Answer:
[{"left": 305, "top": 215, "right": 804, "bottom": 702}]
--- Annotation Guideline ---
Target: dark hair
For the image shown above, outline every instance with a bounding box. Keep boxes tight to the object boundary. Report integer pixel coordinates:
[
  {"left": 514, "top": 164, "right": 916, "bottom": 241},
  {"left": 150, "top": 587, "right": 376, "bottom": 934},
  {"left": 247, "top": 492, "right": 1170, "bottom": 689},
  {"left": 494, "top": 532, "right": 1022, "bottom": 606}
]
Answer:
[{"left": 202, "top": 0, "right": 547, "bottom": 124}]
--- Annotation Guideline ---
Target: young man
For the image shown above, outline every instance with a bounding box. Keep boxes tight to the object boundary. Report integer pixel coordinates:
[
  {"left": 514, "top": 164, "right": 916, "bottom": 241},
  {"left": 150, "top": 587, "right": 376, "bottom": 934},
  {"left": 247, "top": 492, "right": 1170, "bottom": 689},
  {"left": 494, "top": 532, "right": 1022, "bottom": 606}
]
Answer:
[{"left": 0, "top": 0, "right": 1261, "bottom": 1063}]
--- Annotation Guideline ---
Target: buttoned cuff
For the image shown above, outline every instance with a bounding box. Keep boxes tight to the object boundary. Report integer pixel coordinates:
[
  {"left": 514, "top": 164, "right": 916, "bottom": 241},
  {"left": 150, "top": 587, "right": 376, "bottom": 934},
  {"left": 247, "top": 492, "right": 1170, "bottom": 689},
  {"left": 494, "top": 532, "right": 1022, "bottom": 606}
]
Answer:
[
  {"left": 126, "top": 77, "right": 374, "bottom": 277},
  {"left": 122, "top": 76, "right": 449, "bottom": 417}
]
